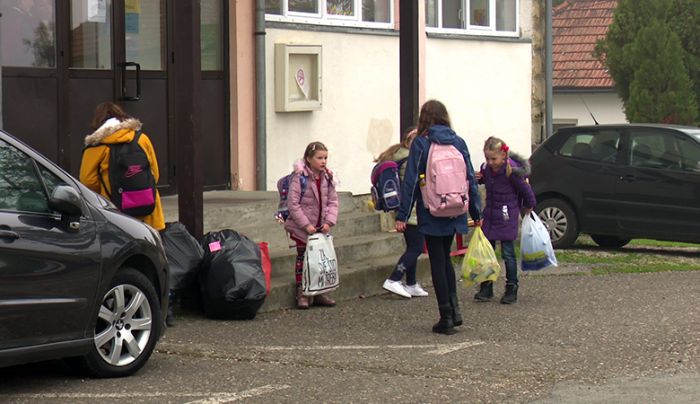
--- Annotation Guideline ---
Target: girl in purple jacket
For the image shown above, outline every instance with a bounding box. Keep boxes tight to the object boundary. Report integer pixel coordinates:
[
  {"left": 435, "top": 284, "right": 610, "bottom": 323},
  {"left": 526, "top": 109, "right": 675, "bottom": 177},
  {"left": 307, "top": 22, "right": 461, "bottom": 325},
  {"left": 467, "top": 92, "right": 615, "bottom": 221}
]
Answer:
[
  {"left": 284, "top": 141, "right": 340, "bottom": 309},
  {"left": 475, "top": 136, "right": 536, "bottom": 304}
]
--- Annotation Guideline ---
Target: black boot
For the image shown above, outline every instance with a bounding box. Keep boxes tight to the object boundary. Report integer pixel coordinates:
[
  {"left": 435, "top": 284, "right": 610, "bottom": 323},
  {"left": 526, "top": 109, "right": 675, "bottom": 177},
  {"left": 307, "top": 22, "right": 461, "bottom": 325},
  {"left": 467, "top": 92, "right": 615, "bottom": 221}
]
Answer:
[
  {"left": 449, "top": 294, "right": 463, "bottom": 327},
  {"left": 500, "top": 283, "right": 518, "bottom": 305},
  {"left": 474, "top": 281, "right": 494, "bottom": 302},
  {"left": 432, "top": 305, "right": 457, "bottom": 335}
]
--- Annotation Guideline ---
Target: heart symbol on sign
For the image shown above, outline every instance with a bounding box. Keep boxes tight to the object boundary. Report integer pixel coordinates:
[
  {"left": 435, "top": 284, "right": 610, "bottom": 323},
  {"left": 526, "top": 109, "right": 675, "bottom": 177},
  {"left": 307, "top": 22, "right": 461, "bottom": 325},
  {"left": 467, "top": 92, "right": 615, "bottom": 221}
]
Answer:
[{"left": 295, "top": 66, "right": 310, "bottom": 99}]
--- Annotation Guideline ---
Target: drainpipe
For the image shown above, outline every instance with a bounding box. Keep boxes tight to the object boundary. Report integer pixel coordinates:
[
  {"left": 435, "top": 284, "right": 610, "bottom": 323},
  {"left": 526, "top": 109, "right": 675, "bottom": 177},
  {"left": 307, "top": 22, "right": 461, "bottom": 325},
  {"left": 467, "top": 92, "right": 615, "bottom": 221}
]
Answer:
[
  {"left": 255, "top": 0, "right": 267, "bottom": 190},
  {"left": 545, "top": 0, "right": 553, "bottom": 138}
]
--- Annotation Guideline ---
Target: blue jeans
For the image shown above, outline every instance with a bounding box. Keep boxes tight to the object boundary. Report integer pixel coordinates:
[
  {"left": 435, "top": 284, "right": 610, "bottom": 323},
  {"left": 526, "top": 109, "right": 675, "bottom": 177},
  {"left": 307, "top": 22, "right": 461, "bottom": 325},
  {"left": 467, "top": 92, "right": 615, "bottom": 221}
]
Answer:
[{"left": 490, "top": 240, "right": 518, "bottom": 285}]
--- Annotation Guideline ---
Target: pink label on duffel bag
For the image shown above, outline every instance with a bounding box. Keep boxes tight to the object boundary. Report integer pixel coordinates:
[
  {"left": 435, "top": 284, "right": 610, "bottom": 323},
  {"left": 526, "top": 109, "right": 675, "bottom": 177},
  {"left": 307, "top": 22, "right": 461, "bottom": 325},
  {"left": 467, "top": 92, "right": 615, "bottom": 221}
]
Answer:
[{"left": 121, "top": 189, "right": 155, "bottom": 210}]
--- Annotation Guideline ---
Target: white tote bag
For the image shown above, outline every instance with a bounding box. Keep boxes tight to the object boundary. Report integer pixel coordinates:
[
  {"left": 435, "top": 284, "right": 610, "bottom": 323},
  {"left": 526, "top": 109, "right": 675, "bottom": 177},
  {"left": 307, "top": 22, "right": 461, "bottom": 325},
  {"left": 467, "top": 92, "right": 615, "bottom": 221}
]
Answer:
[
  {"left": 520, "top": 213, "right": 558, "bottom": 271},
  {"left": 303, "top": 233, "right": 340, "bottom": 296}
]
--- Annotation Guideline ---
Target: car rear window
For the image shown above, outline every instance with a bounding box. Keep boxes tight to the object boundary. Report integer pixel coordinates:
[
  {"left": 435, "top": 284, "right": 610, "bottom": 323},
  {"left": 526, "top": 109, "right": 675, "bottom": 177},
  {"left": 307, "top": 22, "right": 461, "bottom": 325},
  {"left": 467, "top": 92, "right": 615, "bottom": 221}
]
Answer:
[{"left": 557, "top": 129, "right": 621, "bottom": 163}]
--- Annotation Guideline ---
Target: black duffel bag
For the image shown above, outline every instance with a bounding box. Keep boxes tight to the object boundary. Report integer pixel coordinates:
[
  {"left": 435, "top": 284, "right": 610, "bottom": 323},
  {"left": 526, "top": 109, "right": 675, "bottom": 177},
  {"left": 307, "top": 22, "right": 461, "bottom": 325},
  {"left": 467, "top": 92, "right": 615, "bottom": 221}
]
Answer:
[{"left": 199, "top": 229, "right": 266, "bottom": 320}]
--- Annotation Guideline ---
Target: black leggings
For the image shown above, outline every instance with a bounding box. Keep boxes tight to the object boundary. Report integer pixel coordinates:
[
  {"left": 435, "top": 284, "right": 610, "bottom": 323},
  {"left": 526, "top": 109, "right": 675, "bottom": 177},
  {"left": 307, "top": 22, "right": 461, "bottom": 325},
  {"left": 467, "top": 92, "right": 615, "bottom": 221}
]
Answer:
[
  {"left": 424, "top": 234, "right": 456, "bottom": 307},
  {"left": 388, "top": 224, "right": 424, "bottom": 285}
]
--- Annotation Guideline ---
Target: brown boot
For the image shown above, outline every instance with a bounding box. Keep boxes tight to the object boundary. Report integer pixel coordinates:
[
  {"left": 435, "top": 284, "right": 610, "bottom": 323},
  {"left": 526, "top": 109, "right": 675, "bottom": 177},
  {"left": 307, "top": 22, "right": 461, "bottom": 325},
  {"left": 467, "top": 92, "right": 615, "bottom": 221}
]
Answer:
[
  {"left": 296, "top": 286, "right": 310, "bottom": 310},
  {"left": 313, "top": 293, "right": 336, "bottom": 307}
]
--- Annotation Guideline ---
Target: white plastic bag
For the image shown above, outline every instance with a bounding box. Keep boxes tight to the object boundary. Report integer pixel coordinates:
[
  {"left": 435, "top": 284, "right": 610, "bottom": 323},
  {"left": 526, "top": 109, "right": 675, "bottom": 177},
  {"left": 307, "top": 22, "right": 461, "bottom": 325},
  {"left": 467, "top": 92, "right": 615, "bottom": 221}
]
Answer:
[
  {"left": 303, "top": 233, "right": 340, "bottom": 296},
  {"left": 520, "top": 213, "right": 558, "bottom": 270}
]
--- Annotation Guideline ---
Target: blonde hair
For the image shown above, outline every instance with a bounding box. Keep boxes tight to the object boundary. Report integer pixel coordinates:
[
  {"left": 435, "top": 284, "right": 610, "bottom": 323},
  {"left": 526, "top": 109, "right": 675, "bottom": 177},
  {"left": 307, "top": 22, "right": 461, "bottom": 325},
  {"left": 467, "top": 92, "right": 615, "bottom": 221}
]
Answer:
[
  {"left": 374, "top": 127, "right": 418, "bottom": 163},
  {"left": 483, "top": 136, "right": 512, "bottom": 176}
]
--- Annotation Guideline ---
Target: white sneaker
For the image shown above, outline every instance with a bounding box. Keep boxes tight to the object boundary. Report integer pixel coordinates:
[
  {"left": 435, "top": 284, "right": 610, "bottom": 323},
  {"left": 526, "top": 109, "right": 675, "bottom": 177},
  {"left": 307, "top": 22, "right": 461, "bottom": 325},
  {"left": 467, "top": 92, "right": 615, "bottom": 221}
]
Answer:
[
  {"left": 382, "top": 279, "right": 411, "bottom": 298},
  {"left": 405, "top": 283, "right": 429, "bottom": 297}
]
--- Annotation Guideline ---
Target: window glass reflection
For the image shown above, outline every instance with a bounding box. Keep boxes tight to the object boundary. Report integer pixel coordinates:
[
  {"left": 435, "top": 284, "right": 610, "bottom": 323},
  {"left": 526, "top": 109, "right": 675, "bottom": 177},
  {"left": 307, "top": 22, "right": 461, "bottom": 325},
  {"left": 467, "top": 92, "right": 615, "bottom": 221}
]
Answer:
[
  {"left": 0, "top": 0, "right": 56, "bottom": 67},
  {"left": 201, "top": 0, "right": 223, "bottom": 71},
  {"left": 125, "top": 0, "right": 165, "bottom": 70},
  {"left": 70, "top": 0, "right": 113, "bottom": 69}
]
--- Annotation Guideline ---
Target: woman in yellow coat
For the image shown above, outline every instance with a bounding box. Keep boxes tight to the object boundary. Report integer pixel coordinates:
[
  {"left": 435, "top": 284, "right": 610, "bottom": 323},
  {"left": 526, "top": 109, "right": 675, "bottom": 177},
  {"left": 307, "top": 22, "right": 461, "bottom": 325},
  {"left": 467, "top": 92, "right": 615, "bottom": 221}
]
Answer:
[{"left": 79, "top": 102, "right": 165, "bottom": 231}]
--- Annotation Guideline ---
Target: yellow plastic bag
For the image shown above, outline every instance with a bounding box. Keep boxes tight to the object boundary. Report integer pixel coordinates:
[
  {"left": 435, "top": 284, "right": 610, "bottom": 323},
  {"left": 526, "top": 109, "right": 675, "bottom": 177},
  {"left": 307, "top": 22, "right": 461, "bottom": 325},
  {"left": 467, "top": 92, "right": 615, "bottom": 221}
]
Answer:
[{"left": 461, "top": 227, "right": 501, "bottom": 287}]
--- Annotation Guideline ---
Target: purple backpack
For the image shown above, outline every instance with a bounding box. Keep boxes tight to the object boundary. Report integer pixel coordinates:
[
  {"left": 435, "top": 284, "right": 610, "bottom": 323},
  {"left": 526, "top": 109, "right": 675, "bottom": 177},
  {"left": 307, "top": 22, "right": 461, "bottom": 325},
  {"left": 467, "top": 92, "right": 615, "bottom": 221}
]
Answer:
[
  {"left": 275, "top": 173, "right": 308, "bottom": 222},
  {"left": 370, "top": 160, "right": 404, "bottom": 212},
  {"left": 420, "top": 143, "right": 469, "bottom": 217}
]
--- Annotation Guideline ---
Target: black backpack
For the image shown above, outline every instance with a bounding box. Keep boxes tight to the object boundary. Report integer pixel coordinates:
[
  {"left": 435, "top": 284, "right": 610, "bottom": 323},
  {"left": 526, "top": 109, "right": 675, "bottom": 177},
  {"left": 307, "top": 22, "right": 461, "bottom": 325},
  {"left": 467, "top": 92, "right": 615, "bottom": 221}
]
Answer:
[{"left": 100, "top": 131, "right": 157, "bottom": 217}]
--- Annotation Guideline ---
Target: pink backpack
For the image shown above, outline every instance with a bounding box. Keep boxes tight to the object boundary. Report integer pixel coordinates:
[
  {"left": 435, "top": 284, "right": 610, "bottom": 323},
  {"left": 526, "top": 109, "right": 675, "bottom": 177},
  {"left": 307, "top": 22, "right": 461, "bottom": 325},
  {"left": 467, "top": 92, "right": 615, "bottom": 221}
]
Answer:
[{"left": 420, "top": 143, "right": 469, "bottom": 217}]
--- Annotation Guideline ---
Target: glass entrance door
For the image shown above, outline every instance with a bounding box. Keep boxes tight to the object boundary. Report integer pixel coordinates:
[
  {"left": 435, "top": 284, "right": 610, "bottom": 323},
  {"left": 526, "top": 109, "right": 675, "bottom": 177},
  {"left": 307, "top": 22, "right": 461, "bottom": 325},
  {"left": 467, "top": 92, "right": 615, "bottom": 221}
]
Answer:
[
  {"left": 66, "top": 0, "right": 172, "bottom": 190},
  {"left": 2, "top": 0, "right": 229, "bottom": 193}
]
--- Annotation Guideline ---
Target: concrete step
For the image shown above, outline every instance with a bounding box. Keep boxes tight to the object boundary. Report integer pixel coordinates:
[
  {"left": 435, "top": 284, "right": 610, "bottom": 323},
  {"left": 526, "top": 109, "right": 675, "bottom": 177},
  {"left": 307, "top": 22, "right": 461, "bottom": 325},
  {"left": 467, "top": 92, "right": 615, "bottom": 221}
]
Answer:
[
  {"left": 268, "top": 232, "right": 408, "bottom": 276},
  {"left": 162, "top": 191, "right": 370, "bottom": 233},
  {"left": 232, "top": 211, "right": 384, "bottom": 251},
  {"left": 259, "top": 254, "right": 434, "bottom": 312}
]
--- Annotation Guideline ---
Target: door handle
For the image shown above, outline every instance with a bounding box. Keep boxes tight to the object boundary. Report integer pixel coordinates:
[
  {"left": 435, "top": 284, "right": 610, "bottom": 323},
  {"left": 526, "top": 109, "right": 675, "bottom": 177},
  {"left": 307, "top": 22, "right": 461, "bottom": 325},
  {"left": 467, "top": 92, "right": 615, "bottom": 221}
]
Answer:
[
  {"left": 120, "top": 62, "right": 141, "bottom": 101},
  {"left": 620, "top": 174, "right": 636, "bottom": 182},
  {"left": 0, "top": 230, "right": 19, "bottom": 240}
]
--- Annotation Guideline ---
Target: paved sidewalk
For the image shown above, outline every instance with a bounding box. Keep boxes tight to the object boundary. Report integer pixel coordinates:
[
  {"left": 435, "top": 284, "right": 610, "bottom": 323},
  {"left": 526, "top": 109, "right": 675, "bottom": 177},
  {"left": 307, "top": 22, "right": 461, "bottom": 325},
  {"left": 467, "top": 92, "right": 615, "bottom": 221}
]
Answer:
[{"left": 3, "top": 269, "right": 700, "bottom": 403}]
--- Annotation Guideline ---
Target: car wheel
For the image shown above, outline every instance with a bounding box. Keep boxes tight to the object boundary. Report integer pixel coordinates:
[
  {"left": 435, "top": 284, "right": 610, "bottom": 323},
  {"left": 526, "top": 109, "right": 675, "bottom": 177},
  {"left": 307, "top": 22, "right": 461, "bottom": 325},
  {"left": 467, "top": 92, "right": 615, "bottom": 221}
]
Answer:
[
  {"left": 81, "top": 268, "right": 162, "bottom": 378},
  {"left": 536, "top": 199, "right": 579, "bottom": 249},
  {"left": 591, "top": 235, "right": 631, "bottom": 249}
]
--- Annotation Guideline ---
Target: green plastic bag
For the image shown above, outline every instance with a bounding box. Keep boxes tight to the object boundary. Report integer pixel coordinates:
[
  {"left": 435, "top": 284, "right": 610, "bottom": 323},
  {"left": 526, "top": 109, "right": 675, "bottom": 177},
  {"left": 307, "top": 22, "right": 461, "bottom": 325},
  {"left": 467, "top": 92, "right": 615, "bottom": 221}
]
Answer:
[{"left": 461, "top": 227, "right": 501, "bottom": 287}]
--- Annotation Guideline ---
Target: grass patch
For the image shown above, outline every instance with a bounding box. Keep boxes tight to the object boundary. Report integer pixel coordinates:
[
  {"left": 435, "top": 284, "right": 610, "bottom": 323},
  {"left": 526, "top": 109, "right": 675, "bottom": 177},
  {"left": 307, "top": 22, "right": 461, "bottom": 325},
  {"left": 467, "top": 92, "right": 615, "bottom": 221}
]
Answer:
[
  {"left": 627, "top": 239, "right": 699, "bottom": 248},
  {"left": 554, "top": 250, "right": 644, "bottom": 265},
  {"left": 451, "top": 234, "right": 699, "bottom": 276}
]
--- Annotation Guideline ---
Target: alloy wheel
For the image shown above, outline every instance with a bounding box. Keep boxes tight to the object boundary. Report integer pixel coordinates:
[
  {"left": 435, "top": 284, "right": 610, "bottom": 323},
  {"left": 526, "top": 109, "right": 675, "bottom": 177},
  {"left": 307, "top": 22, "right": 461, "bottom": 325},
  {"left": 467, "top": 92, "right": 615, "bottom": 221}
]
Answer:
[{"left": 94, "top": 284, "right": 153, "bottom": 367}]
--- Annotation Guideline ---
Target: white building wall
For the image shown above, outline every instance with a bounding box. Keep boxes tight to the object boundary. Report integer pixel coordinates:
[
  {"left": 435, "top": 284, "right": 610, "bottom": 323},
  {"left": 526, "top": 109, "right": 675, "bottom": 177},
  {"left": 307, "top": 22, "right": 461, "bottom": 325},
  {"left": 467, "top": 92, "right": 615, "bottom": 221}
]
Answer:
[
  {"left": 265, "top": 29, "right": 400, "bottom": 194},
  {"left": 554, "top": 92, "right": 627, "bottom": 126},
  {"left": 264, "top": 1, "right": 537, "bottom": 194},
  {"left": 425, "top": 39, "right": 533, "bottom": 163}
]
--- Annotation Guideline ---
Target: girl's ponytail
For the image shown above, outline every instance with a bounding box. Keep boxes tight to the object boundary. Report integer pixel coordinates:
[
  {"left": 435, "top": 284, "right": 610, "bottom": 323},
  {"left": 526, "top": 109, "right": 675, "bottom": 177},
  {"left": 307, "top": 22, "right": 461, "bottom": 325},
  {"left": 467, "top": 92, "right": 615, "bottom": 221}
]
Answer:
[{"left": 374, "top": 144, "right": 402, "bottom": 163}]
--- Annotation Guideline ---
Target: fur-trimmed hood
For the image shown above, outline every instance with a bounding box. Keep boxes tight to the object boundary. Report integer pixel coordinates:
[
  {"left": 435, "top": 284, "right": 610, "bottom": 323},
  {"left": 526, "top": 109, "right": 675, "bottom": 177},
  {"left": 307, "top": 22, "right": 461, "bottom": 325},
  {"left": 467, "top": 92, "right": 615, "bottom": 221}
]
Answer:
[
  {"left": 508, "top": 152, "right": 531, "bottom": 178},
  {"left": 291, "top": 159, "right": 339, "bottom": 187},
  {"left": 84, "top": 118, "right": 142, "bottom": 146}
]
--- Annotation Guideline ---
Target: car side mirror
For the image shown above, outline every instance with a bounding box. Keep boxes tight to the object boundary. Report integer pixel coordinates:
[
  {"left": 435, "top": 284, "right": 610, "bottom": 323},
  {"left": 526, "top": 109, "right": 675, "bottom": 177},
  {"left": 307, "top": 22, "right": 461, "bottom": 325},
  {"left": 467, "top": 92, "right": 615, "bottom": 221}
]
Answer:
[{"left": 49, "top": 186, "right": 83, "bottom": 217}]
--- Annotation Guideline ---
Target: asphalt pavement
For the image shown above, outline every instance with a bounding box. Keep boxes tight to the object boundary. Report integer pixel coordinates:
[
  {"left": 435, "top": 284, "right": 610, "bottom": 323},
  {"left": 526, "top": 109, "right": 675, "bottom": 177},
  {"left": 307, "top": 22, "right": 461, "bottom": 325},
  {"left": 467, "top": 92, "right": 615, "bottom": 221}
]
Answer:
[{"left": 1, "top": 268, "right": 700, "bottom": 403}]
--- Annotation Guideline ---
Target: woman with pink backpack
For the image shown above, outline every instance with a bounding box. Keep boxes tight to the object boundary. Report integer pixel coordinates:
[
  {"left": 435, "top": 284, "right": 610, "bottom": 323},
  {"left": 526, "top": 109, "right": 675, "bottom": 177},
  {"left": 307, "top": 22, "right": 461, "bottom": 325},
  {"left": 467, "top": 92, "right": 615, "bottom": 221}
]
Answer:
[{"left": 395, "top": 100, "right": 482, "bottom": 335}]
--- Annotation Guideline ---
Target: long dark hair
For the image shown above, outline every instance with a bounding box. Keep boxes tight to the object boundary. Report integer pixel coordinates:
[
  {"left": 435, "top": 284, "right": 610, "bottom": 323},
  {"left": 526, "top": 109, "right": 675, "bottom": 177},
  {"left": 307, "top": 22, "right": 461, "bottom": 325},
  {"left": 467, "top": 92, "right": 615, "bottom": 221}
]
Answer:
[
  {"left": 416, "top": 100, "right": 451, "bottom": 137},
  {"left": 90, "top": 102, "right": 131, "bottom": 130}
]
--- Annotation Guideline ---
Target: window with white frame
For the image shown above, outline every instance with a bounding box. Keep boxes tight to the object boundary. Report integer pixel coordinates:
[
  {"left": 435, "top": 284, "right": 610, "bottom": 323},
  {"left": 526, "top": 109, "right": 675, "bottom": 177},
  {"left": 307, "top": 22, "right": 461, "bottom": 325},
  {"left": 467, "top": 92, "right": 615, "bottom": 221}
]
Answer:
[
  {"left": 265, "top": 0, "right": 393, "bottom": 27},
  {"left": 426, "top": 0, "right": 518, "bottom": 35}
]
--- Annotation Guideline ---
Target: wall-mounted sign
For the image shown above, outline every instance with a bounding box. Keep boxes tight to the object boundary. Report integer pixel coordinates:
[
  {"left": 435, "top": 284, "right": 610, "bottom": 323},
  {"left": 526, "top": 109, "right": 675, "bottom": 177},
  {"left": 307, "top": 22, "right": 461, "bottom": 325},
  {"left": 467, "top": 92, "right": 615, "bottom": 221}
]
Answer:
[{"left": 275, "top": 44, "right": 322, "bottom": 112}]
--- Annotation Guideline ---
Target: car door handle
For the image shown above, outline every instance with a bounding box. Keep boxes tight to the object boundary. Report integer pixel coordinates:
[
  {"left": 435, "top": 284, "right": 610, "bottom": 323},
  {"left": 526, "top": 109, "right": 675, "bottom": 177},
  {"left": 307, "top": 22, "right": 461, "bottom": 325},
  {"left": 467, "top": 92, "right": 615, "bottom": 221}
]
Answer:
[
  {"left": 0, "top": 230, "right": 19, "bottom": 240},
  {"left": 620, "top": 174, "right": 636, "bottom": 182}
]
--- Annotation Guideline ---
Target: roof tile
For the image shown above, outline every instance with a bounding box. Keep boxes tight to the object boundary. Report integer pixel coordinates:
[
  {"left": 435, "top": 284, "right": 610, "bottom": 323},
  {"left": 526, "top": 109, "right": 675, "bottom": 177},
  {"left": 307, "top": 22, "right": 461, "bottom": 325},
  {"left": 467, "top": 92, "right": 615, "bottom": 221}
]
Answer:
[{"left": 553, "top": 0, "right": 618, "bottom": 89}]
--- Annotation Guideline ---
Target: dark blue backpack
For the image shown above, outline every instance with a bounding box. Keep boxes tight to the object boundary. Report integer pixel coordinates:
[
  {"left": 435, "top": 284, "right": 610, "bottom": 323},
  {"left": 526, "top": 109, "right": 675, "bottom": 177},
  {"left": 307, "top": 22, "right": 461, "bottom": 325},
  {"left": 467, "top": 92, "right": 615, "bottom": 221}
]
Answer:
[
  {"left": 370, "top": 159, "right": 405, "bottom": 212},
  {"left": 275, "top": 173, "right": 308, "bottom": 222}
]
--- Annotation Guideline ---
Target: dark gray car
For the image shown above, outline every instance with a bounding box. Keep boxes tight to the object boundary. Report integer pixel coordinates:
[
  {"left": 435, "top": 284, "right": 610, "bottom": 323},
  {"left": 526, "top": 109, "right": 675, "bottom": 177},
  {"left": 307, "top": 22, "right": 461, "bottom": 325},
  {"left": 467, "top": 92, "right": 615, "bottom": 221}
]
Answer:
[
  {"left": 530, "top": 124, "right": 700, "bottom": 248},
  {"left": 0, "top": 130, "right": 169, "bottom": 377}
]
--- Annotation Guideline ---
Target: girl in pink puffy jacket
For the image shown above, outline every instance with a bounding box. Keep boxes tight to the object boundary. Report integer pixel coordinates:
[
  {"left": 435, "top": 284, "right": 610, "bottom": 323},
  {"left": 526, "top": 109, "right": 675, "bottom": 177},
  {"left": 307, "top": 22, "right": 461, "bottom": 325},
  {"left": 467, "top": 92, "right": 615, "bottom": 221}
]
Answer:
[{"left": 284, "top": 141, "right": 340, "bottom": 309}]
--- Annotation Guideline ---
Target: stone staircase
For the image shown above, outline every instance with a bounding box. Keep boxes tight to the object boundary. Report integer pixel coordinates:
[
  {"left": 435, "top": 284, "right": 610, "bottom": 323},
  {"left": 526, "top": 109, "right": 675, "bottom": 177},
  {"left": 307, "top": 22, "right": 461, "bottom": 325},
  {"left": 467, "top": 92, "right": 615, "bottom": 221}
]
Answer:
[{"left": 161, "top": 190, "right": 432, "bottom": 312}]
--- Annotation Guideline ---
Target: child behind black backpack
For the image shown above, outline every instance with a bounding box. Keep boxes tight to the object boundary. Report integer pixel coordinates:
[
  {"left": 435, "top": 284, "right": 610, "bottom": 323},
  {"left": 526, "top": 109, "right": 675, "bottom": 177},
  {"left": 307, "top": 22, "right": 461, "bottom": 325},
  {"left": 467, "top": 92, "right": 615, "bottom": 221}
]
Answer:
[{"left": 375, "top": 128, "right": 430, "bottom": 300}]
